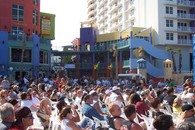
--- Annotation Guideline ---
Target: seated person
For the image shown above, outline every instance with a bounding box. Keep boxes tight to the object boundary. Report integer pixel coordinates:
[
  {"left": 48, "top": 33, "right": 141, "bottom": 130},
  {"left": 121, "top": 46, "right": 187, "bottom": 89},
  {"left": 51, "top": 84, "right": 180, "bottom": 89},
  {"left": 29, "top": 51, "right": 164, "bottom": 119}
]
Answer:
[
  {"left": 56, "top": 100, "right": 80, "bottom": 122},
  {"left": 120, "top": 104, "right": 142, "bottom": 130},
  {"left": 153, "top": 114, "right": 175, "bottom": 130},
  {"left": 9, "top": 106, "right": 34, "bottom": 130},
  {"left": 108, "top": 103, "right": 125, "bottom": 130},
  {"left": 176, "top": 121, "right": 195, "bottom": 130},
  {"left": 20, "top": 92, "right": 39, "bottom": 111},
  {"left": 81, "top": 94, "right": 105, "bottom": 120},
  {"left": 180, "top": 104, "right": 195, "bottom": 123},
  {"left": 59, "top": 106, "right": 89, "bottom": 130},
  {"left": 0, "top": 103, "right": 15, "bottom": 130}
]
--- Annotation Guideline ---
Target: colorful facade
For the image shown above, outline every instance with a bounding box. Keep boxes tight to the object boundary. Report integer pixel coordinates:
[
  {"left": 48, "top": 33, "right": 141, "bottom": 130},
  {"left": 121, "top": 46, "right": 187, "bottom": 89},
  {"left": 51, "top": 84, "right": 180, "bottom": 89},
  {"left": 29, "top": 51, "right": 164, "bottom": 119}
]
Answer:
[{"left": 0, "top": 0, "right": 55, "bottom": 80}]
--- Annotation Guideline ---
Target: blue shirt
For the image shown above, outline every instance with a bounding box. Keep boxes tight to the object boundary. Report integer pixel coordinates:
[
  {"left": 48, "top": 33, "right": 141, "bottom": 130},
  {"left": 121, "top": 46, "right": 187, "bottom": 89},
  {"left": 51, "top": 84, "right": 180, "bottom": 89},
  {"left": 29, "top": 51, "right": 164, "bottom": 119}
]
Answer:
[{"left": 81, "top": 103, "right": 105, "bottom": 120}]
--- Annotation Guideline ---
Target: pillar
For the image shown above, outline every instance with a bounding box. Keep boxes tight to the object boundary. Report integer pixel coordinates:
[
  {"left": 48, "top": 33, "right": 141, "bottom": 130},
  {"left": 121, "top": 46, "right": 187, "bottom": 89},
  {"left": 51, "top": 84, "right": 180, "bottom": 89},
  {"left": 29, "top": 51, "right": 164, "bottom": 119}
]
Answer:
[
  {"left": 137, "top": 58, "right": 147, "bottom": 80},
  {"left": 192, "top": 34, "right": 195, "bottom": 85},
  {"left": 163, "top": 59, "right": 173, "bottom": 81}
]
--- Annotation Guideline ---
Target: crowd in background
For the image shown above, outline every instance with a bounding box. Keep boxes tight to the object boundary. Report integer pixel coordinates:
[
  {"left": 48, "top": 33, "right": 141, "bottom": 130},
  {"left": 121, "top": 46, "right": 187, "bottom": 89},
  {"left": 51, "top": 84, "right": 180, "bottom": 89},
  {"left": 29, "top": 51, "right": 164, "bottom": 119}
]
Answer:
[{"left": 0, "top": 74, "right": 194, "bottom": 130}]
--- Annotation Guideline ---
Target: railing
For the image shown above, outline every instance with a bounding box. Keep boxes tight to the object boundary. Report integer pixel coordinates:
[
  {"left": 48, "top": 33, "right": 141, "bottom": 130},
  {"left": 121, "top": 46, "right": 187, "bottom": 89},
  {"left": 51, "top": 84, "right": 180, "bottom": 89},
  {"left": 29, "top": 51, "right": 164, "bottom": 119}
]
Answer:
[
  {"left": 177, "top": 26, "right": 195, "bottom": 33},
  {"left": 8, "top": 34, "right": 32, "bottom": 41},
  {"left": 178, "top": 39, "right": 192, "bottom": 45},
  {"left": 80, "top": 63, "right": 93, "bottom": 69},
  {"left": 177, "top": 13, "right": 195, "bottom": 20},
  {"left": 177, "top": 0, "right": 195, "bottom": 6}
]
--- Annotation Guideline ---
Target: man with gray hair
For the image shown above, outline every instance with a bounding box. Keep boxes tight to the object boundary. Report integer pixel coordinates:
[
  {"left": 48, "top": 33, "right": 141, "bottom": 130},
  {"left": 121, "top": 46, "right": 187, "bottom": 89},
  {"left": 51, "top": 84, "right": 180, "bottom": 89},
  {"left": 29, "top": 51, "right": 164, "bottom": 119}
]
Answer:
[{"left": 0, "top": 103, "right": 15, "bottom": 130}]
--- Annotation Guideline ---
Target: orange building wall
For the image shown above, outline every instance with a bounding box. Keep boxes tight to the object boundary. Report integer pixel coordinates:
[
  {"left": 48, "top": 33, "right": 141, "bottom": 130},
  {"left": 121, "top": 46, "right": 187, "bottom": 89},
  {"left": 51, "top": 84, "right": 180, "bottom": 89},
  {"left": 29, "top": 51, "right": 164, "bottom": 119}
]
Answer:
[{"left": 0, "top": 0, "right": 40, "bottom": 35}]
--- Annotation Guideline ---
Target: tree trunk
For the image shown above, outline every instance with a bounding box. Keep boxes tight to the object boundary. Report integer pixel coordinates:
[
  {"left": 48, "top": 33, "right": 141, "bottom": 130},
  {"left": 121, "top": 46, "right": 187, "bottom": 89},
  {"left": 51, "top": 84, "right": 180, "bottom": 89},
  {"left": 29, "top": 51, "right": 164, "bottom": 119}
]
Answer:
[
  {"left": 171, "top": 53, "right": 177, "bottom": 72},
  {"left": 179, "top": 53, "right": 182, "bottom": 73}
]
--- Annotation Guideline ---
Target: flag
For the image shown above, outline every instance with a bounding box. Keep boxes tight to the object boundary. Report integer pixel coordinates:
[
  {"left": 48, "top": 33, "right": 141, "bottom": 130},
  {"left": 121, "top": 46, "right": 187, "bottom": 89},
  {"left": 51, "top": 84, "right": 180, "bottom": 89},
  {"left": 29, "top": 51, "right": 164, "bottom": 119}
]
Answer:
[
  {"left": 108, "top": 64, "right": 112, "bottom": 70},
  {"left": 94, "top": 62, "right": 99, "bottom": 70}
]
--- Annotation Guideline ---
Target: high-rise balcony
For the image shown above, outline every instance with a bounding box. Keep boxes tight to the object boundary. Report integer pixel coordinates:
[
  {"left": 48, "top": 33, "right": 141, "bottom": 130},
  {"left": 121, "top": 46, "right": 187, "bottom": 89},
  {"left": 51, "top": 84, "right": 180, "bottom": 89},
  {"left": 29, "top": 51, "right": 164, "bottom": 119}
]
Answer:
[
  {"left": 177, "top": 0, "right": 195, "bottom": 7},
  {"left": 178, "top": 39, "right": 192, "bottom": 45},
  {"left": 177, "top": 26, "right": 195, "bottom": 33},
  {"left": 177, "top": 13, "right": 195, "bottom": 20}
]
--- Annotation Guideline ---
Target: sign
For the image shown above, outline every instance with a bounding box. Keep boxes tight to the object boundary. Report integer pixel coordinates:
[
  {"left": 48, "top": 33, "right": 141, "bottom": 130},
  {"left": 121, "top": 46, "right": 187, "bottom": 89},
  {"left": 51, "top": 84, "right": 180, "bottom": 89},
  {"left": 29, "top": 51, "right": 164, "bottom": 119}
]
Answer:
[
  {"left": 52, "top": 66, "right": 63, "bottom": 71},
  {"left": 64, "top": 64, "right": 75, "bottom": 69},
  {"left": 41, "top": 16, "right": 51, "bottom": 35}
]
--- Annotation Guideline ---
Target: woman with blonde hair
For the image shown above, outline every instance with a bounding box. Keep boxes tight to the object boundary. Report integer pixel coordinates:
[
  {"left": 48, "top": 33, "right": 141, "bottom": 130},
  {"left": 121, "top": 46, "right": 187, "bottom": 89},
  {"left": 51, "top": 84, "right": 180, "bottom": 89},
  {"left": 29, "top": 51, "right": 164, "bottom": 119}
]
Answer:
[
  {"left": 172, "top": 96, "right": 183, "bottom": 113},
  {"left": 0, "top": 89, "right": 8, "bottom": 105}
]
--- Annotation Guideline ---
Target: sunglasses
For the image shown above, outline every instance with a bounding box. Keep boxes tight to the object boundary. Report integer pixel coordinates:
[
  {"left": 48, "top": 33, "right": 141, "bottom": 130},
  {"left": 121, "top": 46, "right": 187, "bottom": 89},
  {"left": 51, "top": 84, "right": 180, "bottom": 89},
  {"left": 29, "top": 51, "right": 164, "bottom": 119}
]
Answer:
[
  {"left": 188, "top": 109, "right": 194, "bottom": 113},
  {"left": 25, "top": 114, "right": 34, "bottom": 119}
]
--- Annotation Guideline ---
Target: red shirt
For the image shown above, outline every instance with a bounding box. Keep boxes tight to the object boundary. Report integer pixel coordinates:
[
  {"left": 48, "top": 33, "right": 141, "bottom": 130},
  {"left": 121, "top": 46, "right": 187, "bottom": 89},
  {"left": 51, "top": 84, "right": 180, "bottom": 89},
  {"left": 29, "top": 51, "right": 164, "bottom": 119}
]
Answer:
[{"left": 135, "top": 101, "right": 150, "bottom": 122}]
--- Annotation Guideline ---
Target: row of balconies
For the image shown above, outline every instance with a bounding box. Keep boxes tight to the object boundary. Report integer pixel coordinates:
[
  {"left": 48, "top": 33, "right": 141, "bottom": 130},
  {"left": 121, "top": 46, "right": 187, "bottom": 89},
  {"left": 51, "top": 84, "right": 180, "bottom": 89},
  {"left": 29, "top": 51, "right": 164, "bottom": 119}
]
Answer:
[
  {"left": 72, "top": 59, "right": 132, "bottom": 70},
  {"left": 177, "top": 26, "right": 195, "bottom": 33},
  {"left": 165, "top": 0, "right": 195, "bottom": 7},
  {"left": 177, "top": 13, "right": 195, "bottom": 20}
]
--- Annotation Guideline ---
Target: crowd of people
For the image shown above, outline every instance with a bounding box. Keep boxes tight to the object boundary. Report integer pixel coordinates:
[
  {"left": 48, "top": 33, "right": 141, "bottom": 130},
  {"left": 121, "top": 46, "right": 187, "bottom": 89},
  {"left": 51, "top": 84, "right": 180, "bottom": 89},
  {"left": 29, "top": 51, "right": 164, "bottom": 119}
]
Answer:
[{"left": 0, "top": 75, "right": 194, "bottom": 130}]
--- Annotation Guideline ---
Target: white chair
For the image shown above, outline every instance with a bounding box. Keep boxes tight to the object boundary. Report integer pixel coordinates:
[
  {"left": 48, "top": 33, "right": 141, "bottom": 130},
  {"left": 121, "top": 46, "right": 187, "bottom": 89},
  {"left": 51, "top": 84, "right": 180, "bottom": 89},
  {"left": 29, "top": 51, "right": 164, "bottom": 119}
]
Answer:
[
  {"left": 48, "top": 106, "right": 60, "bottom": 130},
  {"left": 164, "top": 104, "right": 173, "bottom": 114},
  {"left": 140, "top": 114, "right": 154, "bottom": 130},
  {"left": 92, "top": 116, "right": 109, "bottom": 129}
]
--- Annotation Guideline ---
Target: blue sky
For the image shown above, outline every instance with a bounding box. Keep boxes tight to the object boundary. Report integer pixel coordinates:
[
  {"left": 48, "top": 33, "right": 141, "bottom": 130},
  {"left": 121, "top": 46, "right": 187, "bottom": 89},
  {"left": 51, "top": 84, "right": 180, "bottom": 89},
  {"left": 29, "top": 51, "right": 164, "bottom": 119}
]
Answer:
[{"left": 40, "top": 0, "right": 87, "bottom": 48}]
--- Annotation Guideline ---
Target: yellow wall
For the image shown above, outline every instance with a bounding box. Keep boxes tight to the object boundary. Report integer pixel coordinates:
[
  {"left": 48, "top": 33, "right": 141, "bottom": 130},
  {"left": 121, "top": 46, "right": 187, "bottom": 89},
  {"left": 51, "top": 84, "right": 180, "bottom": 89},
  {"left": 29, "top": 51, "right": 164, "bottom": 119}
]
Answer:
[
  {"left": 96, "top": 27, "right": 154, "bottom": 43},
  {"left": 96, "top": 32, "right": 120, "bottom": 42}
]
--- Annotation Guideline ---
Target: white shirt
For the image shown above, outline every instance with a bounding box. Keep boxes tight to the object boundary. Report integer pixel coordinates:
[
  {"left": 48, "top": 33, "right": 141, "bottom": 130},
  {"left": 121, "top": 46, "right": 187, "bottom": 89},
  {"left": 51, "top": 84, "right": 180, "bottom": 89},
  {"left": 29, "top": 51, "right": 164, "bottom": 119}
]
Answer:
[
  {"left": 61, "top": 119, "right": 72, "bottom": 130},
  {"left": 21, "top": 100, "right": 33, "bottom": 108},
  {"left": 32, "top": 96, "right": 40, "bottom": 106}
]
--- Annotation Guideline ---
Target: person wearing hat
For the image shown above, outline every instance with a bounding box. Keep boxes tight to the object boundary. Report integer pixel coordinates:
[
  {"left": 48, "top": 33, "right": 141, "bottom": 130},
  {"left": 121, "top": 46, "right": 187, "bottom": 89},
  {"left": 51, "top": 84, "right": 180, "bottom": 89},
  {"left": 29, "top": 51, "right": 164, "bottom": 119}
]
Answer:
[
  {"left": 90, "top": 90, "right": 106, "bottom": 115},
  {"left": 109, "top": 86, "right": 124, "bottom": 107},
  {"left": 103, "top": 89, "right": 113, "bottom": 105},
  {"left": 9, "top": 106, "right": 34, "bottom": 130},
  {"left": 180, "top": 104, "right": 195, "bottom": 123}
]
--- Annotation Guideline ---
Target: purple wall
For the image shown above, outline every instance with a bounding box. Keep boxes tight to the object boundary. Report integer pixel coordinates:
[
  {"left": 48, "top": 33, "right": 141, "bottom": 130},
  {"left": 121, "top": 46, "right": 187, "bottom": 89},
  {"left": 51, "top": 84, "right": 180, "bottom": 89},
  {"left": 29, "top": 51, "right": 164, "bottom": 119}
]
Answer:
[{"left": 80, "top": 27, "right": 97, "bottom": 47}]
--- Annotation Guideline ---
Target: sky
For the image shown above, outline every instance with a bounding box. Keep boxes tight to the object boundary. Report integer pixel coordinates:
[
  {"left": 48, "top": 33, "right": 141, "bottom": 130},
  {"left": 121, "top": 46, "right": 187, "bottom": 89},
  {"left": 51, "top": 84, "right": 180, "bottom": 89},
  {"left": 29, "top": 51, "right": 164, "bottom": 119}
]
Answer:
[{"left": 40, "top": 0, "right": 87, "bottom": 49}]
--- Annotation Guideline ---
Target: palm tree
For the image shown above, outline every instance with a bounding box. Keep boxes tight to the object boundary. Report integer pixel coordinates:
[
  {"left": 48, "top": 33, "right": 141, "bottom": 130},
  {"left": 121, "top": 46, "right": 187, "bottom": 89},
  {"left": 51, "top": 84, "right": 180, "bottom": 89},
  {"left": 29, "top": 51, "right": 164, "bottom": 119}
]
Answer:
[
  {"left": 113, "top": 44, "right": 118, "bottom": 78},
  {"left": 176, "top": 48, "right": 182, "bottom": 73},
  {"left": 166, "top": 46, "right": 176, "bottom": 72},
  {"left": 133, "top": 46, "right": 145, "bottom": 59}
]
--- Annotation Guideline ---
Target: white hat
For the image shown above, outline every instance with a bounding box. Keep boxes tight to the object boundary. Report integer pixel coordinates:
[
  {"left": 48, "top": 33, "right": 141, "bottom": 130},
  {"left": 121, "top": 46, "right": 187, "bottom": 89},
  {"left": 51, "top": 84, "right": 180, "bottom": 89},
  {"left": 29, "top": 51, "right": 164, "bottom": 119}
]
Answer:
[
  {"left": 89, "top": 90, "right": 96, "bottom": 95},
  {"left": 105, "top": 89, "right": 112, "bottom": 94},
  {"left": 112, "top": 86, "right": 120, "bottom": 91}
]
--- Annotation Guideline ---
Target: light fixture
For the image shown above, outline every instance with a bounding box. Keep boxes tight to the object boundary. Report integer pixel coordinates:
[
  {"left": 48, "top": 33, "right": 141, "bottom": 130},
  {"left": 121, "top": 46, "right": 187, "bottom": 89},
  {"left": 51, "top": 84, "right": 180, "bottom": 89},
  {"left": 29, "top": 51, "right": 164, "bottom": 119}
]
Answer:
[{"left": 9, "top": 67, "right": 13, "bottom": 71}]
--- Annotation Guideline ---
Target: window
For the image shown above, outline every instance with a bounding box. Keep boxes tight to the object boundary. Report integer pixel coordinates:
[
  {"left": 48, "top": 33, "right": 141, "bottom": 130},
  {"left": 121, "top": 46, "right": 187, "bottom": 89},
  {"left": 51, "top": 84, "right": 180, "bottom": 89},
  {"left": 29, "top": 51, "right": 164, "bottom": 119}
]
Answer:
[
  {"left": 11, "top": 48, "right": 32, "bottom": 62},
  {"left": 40, "top": 51, "right": 48, "bottom": 64},
  {"left": 12, "top": 4, "right": 24, "bottom": 21},
  {"left": 33, "top": 0, "right": 38, "bottom": 5},
  {"left": 178, "top": 35, "right": 187, "bottom": 40},
  {"left": 166, "top": 20, "right": 173, "bottom": 27},
  {"left": 178, "top": 22, "right": 187, "bottom": 27},
  {"left": 166, "top": 6, "right": 173, "bottom": 14},
  {"left": 33, "top": 10, "right": 38, "bottom": 25},
  {"left": 12, "top": 26, "right": 24, "bottom": 40},
  {"left": 177, "top": 10, "right": 187, "bottom": 14},
  {"left": 166, "top": 33, "right": 174, "bottom": 40}
]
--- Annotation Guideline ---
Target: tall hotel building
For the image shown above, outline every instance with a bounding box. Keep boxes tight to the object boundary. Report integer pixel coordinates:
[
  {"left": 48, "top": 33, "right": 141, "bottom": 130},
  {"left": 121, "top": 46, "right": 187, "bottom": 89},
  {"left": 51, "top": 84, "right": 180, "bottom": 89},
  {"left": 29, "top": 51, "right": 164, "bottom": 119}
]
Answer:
[{"left": 87, "top": 0, "right": 195, "bottom": 73}]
